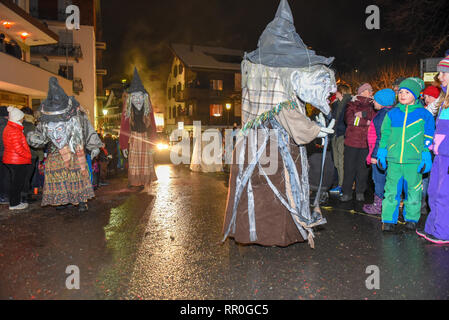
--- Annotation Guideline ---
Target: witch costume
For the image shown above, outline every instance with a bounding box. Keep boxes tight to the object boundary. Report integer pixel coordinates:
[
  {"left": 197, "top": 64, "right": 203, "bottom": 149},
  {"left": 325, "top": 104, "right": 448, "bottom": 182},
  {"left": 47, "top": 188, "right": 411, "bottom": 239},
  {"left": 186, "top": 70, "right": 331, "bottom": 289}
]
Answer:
[
  {"left": 27, "top": 77, "right": 103, "bottom": 212},
  {"left": 222, "top": 0, "right": 336, "bottom": 248},
  {"left": 119, "top": 67, "right": 158, "bottom": 187}
]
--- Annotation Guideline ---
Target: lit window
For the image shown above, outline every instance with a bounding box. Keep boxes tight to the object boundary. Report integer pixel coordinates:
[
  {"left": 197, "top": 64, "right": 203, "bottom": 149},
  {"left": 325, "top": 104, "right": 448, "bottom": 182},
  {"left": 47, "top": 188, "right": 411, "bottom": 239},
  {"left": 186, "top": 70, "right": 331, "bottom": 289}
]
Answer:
[
  {"left": 210, "top": 104, "right": 223, "bottom": 117},
  {"left": 210, "top": 80, "right": 223, "bottom": 91}
]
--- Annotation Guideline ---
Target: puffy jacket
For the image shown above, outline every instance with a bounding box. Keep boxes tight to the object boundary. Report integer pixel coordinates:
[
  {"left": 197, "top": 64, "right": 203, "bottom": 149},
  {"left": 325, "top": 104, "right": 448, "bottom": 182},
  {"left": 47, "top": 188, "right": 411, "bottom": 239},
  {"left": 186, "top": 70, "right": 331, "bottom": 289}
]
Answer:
[
  {"left": 331, "top": 94, "right": 352, "bottom": 137},
  {"left": 344, "top": 96, "right": 376, "bottom": 148},
  {"left": 379, "top": 103, "right": 435, "bottom": 164},
  {"left": 366, "top": 106, "right": 393, "bottom": 163},
  {"left": 2, "top": 121, "right": 31, "bottom": 165}
]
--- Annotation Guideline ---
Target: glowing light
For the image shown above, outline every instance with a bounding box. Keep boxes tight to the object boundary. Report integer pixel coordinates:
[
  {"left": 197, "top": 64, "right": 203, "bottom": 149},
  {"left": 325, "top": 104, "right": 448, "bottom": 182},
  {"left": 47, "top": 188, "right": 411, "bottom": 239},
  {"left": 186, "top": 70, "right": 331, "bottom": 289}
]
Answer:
[
  {"left": 102, "top": 109, "right": 108, "bottom": 116},
  {"left": 157, "top": 143, "right": 169, "bottom": 151},
  {"left": 2, "top": 21, "right": 12, "bottom": 29},
  {"left": 20, "top": 32, "right": 29, "bottom": 41},
  {"left": 225, "top": 103, "right": 231, "bottom": 110}
]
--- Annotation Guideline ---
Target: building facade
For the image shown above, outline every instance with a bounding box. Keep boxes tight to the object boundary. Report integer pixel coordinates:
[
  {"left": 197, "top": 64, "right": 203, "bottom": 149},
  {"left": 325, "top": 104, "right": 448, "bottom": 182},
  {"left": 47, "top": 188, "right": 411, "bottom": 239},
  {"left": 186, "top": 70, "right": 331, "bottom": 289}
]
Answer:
[
  {"left": 27, "top": 0, "right": 105, "bottom": 126},
  {"left": 0, "top": 0, "right": 72, "bottom": 108},
  {"left": 166, "top": 43, "right": 243, "bottom": 133}
]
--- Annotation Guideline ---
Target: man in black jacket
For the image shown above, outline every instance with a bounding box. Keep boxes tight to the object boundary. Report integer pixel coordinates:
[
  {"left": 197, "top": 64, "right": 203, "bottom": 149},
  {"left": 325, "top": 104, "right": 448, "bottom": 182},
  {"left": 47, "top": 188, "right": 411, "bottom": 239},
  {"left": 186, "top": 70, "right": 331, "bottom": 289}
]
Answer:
[{"left": 329, "top": 84, "right": 352, "bottom": 195}]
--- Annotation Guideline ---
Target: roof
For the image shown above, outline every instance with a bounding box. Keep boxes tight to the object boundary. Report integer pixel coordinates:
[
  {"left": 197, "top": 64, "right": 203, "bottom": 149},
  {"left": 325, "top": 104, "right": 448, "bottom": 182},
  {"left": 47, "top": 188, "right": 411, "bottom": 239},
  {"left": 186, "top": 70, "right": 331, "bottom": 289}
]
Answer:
[{"left": 170, "top": 43, "right": 243, "bottom": 72}]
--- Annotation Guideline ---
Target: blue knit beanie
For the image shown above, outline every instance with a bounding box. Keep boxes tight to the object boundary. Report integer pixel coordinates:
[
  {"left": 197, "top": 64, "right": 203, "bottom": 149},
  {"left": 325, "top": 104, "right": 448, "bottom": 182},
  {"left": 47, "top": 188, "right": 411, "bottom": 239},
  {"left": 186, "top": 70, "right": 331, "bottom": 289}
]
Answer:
[{"left": 374, "top": 88, "right": 396, "bottom": 107}]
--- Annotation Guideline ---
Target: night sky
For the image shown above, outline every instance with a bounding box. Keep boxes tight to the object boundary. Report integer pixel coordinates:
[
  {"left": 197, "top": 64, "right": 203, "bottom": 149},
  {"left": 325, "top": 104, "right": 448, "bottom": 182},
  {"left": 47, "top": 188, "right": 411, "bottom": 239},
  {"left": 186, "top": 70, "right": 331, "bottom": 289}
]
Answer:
[{"left": 100, "top": 0, "right": 411, "bottom": 108}]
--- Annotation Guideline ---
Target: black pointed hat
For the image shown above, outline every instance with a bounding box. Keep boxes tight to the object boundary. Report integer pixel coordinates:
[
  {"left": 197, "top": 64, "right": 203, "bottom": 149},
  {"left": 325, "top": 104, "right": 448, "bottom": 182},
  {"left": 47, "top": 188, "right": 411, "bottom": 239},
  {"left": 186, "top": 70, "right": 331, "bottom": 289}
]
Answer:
[
  {"left": 128, "top": 67, "right": 147, "bottom": 94},
  {"left": 246, "top": 0, "right": 334, "bottom": 68},
  {"left": 40, "top": 77, "right": 78, "bottom": 122}
]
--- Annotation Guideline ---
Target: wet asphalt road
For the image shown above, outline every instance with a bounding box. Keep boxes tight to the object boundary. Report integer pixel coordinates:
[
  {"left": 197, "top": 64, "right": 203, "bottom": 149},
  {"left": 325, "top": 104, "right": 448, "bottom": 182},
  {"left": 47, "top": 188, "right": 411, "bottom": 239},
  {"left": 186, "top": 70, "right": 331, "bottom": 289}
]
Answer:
[{"left": 1, "top": 164, "right": 449, "bottom": 300}]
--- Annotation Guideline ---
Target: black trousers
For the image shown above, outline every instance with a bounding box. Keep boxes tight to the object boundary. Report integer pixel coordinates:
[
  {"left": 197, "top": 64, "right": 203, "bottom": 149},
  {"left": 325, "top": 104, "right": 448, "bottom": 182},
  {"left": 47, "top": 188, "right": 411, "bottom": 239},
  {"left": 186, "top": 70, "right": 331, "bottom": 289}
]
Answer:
[
  {"left": 22, "top": 158, "right": 37, "bottom": 196},
  {"left": 342, "top": 145, "right": 369, "bottom": 196},
  {"left": 6, "top": 164, "right": 30, "bottom": 206},
  {"left": 0, "top": 161, "right": 10, "bottom": 197}
]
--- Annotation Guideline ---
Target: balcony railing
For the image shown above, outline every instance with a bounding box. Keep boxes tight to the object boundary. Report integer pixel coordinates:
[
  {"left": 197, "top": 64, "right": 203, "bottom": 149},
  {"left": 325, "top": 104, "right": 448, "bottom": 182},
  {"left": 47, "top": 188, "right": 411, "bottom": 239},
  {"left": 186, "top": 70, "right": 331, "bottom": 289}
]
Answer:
[
  {"left": 175, "top": 88, "right": 235, "bottom": 102},
  {"left": 73, "top": 77, "right": 83, "bottom": 93},
  {"left": 31, "top": 43, "right": 83, "bottom": 59}
]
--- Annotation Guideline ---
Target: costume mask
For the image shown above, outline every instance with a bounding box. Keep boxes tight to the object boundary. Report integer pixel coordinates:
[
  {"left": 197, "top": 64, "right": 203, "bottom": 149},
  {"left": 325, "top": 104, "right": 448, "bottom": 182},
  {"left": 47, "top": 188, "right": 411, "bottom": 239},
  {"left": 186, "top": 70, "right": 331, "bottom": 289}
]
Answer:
[
  {"left": 290, "top": 67, "right": 336, "bottom": 116},
  {"left": 47, "top": 121, "right": 69, "bottom": 149},
  {"left": 131, "top": 92, "right": 145, "bottom": 111}
]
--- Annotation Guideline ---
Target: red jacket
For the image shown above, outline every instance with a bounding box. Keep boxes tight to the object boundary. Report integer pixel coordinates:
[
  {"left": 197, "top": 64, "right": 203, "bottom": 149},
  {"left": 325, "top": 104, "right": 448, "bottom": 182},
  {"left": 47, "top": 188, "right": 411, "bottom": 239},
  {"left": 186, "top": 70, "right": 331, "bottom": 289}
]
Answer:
[
  {"left": 344, "top": 96, "right": 375, "bottom": 149},
  {"left": 2, "top": 121, "right": 31, "bottom": 165}
]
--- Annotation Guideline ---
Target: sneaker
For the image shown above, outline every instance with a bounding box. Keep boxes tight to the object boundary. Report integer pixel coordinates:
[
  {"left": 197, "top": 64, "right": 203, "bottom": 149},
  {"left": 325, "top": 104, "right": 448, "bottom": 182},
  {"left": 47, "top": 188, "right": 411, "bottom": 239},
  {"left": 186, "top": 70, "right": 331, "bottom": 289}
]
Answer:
[
  {"left": 421, "top": 231, "right": 449, "bottom": 244},
  {"left": 9, "top": 202, "right": 29, "bottom": 210},
  {"left": 340, "top": 194, "right": 353, "bottom": 202},
  {"left": 356, "top": 193, "right": 365, "bottom": 202},
  {"left": 329, "top": 186, "right": 342, "bottom": 194},
  {"left": 382, "top": 223, "right": 396, "bottom": 232},
  {"left": 416, "top": 229, "right": 427, "bottom": 238}
]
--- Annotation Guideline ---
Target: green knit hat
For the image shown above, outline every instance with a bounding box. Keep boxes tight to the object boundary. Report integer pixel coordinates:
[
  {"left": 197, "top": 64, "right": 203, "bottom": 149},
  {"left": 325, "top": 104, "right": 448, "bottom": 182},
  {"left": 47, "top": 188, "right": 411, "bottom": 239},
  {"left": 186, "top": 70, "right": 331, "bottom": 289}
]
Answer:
[{"left": 399, "top": 77, "right": 425, "bottom": 99}]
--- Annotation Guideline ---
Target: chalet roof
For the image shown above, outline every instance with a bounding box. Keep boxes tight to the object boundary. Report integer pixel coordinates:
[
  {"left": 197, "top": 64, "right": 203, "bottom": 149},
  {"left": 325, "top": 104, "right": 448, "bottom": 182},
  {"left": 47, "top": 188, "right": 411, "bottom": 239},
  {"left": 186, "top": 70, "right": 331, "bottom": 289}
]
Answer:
[{"left": 170, "top": 43, "right": 243, "bottom": 72}]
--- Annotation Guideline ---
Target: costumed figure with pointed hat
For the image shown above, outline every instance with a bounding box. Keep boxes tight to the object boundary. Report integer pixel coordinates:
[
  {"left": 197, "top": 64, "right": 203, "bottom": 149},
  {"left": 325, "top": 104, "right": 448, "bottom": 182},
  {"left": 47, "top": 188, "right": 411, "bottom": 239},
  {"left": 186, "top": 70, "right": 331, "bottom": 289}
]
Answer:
[
  {"left": 27, "top": 77, "right": 103, "bottom": 212},
  {"left": 222, "top": 0, "right": 336, "bottom": 248},
  {"left": 119, "top": 68, "right": 158, "bottom": 191}
]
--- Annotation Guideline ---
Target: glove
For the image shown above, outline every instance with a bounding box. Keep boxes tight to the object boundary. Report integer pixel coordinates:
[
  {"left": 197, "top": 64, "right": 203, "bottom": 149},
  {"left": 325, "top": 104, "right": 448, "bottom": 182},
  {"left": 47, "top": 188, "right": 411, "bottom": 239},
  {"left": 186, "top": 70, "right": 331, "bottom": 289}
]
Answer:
[
  {"left": 123, "top": 149, "right": 128, "bottom": 159},
  {"left": 91, "top": 148, "right": 100, "bottom": 159},
  {"left": 418, "top": 151, "right": 432, "bottom": 174},
  {"left": 377, "top": 148, "right": 387, "bottom": 170}
]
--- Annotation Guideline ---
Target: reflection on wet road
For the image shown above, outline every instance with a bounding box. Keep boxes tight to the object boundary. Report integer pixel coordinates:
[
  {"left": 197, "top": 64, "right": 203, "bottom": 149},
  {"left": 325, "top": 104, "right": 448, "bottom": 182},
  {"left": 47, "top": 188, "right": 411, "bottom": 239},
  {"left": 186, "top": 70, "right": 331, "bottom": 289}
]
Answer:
[
  {"left": 122, "top": 165, "right": 449, "bottom": 299},
  {"left": 1, "top": 164, "right": 449, "bottom": 299}
]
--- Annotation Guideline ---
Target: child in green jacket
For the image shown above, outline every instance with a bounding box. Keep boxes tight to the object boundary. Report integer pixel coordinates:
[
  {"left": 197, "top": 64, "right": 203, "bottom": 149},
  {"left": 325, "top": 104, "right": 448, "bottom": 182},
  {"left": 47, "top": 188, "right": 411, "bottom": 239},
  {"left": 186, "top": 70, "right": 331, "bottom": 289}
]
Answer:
[{"left": 377, "top": 77, "right": 435, "bottom": 232}]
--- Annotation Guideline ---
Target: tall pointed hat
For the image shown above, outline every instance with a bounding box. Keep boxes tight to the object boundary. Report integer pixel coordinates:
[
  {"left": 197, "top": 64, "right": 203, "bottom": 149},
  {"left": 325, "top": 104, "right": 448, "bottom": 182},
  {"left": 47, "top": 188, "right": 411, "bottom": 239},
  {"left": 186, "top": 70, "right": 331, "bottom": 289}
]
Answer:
[
  {"left": 246, "top": 0, "right": 334, "bottom": 68},
  {"left": 40, "top": 77, "right": 79, "bottom": 122},
  {"left": 128, "top": 67, "right": 148, "bottom": 94}
]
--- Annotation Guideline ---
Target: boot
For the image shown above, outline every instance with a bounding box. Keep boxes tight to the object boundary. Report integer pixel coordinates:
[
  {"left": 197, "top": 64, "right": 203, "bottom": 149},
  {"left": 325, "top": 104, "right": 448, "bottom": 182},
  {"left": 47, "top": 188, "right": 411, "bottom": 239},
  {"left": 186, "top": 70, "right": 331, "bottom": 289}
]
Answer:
[{"left": 363, "top": 194, "right": 382, "bottom": 215}]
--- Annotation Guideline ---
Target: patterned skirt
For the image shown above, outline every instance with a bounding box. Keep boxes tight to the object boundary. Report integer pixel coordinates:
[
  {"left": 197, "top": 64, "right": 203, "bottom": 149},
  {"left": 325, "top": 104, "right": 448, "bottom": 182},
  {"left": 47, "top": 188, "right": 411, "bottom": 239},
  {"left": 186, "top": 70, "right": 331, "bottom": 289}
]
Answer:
[
  {"left": 41, "top": 151, "right": 95, "bottom": 206},
  {"left": 128, "top": 131, "right": 157, "bottom": 186}
]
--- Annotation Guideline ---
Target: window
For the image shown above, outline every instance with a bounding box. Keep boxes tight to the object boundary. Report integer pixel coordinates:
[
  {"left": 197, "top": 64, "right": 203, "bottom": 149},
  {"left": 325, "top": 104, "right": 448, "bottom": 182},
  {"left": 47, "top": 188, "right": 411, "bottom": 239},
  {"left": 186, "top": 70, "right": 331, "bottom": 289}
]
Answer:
[
  {"left": 210, "top": 80, "right": 223, "bottom": 91},
  {"left": 173, "top": 65, "right": 178, "bottom": 77},
  {"left": 168, "top": 107, "right": 171, "bottom": 119},
  {"left": 173, "top": 106, "right": 177, "bottom": 118},
  {"left": 210, "top": 104, "right": 223, "bottom": 117},
  {"left": 177, "top": 82, "right": 182, "bottom": 92},
  {"left": 168, "top": 87, "right": 171, "bottom": 99},
  {"left": 178, "top": 64, "right": 183, "bottom": 75}
]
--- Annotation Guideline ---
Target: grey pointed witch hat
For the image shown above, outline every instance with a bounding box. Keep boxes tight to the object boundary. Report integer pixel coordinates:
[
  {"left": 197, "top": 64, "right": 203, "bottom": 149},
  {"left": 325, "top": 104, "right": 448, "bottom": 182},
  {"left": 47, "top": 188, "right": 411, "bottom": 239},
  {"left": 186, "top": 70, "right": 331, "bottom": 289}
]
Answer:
[
  {"left": 40, "top": 77, "right": 79, "bottom": 122},
  {"left": 246, "top": 0, "right": 334, "bottom": 68},
  {"left": 128, "top": 67, "right": 148, "bottom": 94}
]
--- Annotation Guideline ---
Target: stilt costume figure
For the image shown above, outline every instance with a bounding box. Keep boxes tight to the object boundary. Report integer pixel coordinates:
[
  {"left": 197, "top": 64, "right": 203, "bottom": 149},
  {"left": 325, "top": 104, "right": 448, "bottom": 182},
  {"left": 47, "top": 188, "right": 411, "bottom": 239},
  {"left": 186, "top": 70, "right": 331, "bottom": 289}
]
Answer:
[
  {"left": 119, "top": 67, "right": 158, "bottom": 188},
  {"left": 27, "top": 77, "right": 103, "bottom": 212},
  {"left": 222, "top": 0, "right": 336, "bottom": 248}
]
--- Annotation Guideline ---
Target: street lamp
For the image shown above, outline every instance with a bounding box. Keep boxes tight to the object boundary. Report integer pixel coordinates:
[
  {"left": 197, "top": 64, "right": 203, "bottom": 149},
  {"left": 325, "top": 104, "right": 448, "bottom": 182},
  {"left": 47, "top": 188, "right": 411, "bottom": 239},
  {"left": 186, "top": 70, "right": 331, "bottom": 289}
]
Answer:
[
  {"left": 225, "top": 103, "right": 231, "bottom": 126},
  {"left": 103, "top": 109, "right": 108, "bottom": 116}
]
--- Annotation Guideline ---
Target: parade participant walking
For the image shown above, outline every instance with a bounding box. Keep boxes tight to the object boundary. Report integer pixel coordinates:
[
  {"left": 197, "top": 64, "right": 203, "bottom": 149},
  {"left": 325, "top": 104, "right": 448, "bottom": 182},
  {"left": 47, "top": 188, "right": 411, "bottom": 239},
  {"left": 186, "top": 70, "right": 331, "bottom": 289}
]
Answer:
[
  {"left": 329, "top": 84, "right": 352, "bottom": 196},
  {"left": 27, "top": 77, "right": 103, "bottom": 212},
  {"left": 2, "top": 107, "right": 31, "bottom": 210},
  {"left": 363, "top": 88, "right": 396, "bottom": 214},
  {"left": 418, "top": 57, "right": 449, "bottom": 243},
  {"left": 340, "top": 83, "right": 375, "bottom": 202},
  {"left": 377, "top": 77, "right": 435, "bottom": 232},
  {"left": 0, "top": 106, "right": 10, "bottom": 204},
  {"left": 119, "top": 67, "right": 158, "bottom": 191}
]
